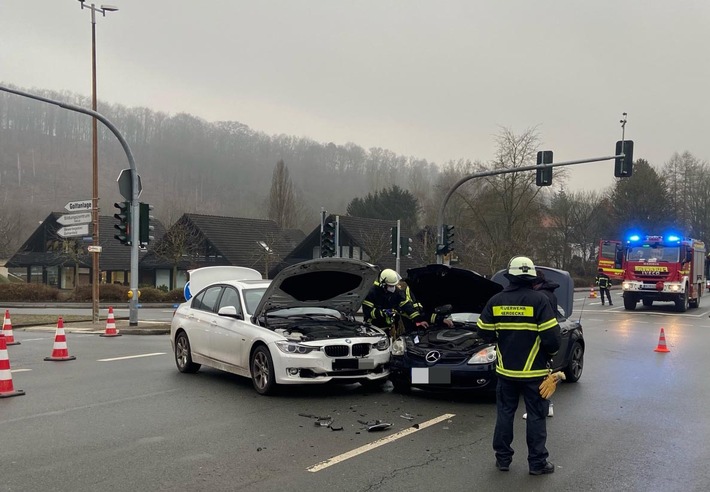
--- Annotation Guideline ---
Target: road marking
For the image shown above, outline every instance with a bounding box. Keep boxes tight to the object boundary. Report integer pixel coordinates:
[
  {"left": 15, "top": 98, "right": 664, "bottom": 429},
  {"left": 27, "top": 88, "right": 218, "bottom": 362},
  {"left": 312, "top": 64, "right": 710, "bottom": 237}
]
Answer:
[
  {"left": 307, "top": 413, "right": 456, "bottom": 473},
  {"left": 98, "top": 352, "right": 166, "bottom": 362},
  {"left": 19, "top": 338, "right": 50, "bottom": 342},
  {"left": 10, "top": 369, "right": 31, "bottom": 373}
]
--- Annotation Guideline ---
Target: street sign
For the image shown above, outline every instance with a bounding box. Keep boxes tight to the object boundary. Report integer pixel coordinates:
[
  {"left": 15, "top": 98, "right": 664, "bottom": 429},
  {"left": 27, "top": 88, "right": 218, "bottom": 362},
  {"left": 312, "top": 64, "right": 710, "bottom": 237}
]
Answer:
[
  {"left": 117, "top": 168, "right": 143, "bottom": 200},
  {"left": 87, "top": 245, "right": 102, "bottom": 253},
  {"left": 57, "top": 212, "right": 92, "bottom": 226},
  {"left": 64, "top": 199, "right": 92, "bottom": 212},
  {"left": 57, "top": 224, "right": 89, "bottom": 238}
]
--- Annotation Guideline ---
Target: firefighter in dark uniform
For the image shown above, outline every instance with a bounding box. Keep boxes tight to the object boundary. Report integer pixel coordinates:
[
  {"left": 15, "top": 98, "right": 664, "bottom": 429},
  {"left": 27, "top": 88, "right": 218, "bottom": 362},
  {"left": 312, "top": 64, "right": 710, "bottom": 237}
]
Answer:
[
  {"left": 595, "top": 268, "right": 613, "bottom": 305},
  {"left": 400, "top": 282, "right": 454, "bottom": 332},
  {"left": 477, "top": 256, "right": 561, "bottom": 475},
  {"left": 362, "top": 269, "right": 428, "bottom": 339}
]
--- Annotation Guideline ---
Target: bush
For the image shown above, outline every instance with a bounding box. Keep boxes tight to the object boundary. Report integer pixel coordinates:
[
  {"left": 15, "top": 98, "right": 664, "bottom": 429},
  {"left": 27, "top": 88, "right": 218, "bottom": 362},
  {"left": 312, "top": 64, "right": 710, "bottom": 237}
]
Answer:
[
  {"left": 164, "top": 289, "right": 187, "bottom": 303},
  {"left": 67, "top": 284, "right": 130, "bottom": 302},
  {"left": 137, "top": 287, "right": 165, "bottom": 302},
  {"left": 0, "top": 283, "right": 63, "bottom": 301}
]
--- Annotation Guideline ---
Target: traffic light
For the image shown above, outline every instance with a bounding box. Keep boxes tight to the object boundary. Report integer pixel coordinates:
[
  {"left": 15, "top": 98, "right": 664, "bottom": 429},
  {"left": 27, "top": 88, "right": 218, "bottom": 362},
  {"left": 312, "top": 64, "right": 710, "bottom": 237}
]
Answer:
[
  {"left": 536, "top": 150, "right": 553, "bottom": 186},
  {"left": 437, "top": 224, "right": 455, "bottom": 256},
  {"left": 614, "top": 140, "right": 634, "bottom": 177},
  {"left": 113, "top": 201, "right": 131, "bottom": 245},
  {"left": 400, "top": 236, "right": 412, "bottom": 257},
  {"left": 139, "top": 202, "right": 155, "bottom": 246},
  {"left": 321, "top": 220, "right": 336, "bottom": 257},
  {"left": 390, "top": 226, "right": 398, "bottom": 255}
]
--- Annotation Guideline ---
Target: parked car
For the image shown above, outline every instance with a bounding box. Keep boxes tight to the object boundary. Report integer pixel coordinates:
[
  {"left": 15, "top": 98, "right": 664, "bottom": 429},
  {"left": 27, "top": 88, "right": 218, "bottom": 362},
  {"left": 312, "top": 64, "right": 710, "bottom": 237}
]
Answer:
[
  {"left": 389, "top": 264, "right": 584, "bottom": 394},
  {"left": 170, "top": 258, "right": 391, "bottom": 395}
]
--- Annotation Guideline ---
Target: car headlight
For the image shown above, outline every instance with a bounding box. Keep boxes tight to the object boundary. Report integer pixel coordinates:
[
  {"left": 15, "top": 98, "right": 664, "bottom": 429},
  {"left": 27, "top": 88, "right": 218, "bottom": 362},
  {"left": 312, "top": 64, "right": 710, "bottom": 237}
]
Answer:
[
  {"left": 275, "top": 341, "right": 318, "bottom": 355},
  {"left": 669, "top": 284, "right": 681, "bottom": 292},
  {"left": 622, "top": 281, "right": 632, "bottom": 290},
  {"left": 468, "top": 345, "right": 497, "bottom": 364},
  {"left": 391, "top": 337, "right": 405, "bottom": 356},
  {"left": 373, "top": 336, "right": 390, "bottom": 351}
]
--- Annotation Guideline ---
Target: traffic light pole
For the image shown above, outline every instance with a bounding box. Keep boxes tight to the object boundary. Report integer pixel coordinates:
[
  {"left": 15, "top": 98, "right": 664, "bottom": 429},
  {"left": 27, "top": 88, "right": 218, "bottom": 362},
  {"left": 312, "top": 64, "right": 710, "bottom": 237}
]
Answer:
[{"left": 0, "top": 85, "right": 142, "bottom": 325}]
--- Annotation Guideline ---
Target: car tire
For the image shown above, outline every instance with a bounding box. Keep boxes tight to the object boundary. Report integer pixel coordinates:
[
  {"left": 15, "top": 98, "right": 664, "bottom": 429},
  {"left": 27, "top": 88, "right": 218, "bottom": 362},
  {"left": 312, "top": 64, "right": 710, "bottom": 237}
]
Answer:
[
  {"left": 175, "top": 331, "right": 201, "bottom": 374},
  {"left": 250, "top": 346, "right": 277, "bottom": 395},
  {"left": 360, "top": 378, "right": 388, "bottom": 391},
  {"left": 391, "top": 378, "right": 412, "bottom": 394},
  {"left": 676, "top": 290, "right": 689, "bottom": 313},
  {"left": 563, "top": 341, "right": 584, "bottom": 383},
  {"left": 623, "top": 295, "right": 636, "bottom": 311}
]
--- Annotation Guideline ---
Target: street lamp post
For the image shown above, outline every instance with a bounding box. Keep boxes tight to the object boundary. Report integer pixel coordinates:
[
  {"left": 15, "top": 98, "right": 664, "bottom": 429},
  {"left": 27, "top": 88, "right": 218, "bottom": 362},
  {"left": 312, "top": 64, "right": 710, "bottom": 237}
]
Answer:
[{"left": 78, "top": 1, "right": 118, "bottom": 323}]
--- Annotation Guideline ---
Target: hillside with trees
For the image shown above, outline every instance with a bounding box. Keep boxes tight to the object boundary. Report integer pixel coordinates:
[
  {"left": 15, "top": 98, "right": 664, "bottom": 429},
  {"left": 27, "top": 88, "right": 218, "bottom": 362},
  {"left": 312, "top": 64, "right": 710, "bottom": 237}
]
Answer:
[{"left": 2, "top": 84, "right": 709, "bottom": 278}]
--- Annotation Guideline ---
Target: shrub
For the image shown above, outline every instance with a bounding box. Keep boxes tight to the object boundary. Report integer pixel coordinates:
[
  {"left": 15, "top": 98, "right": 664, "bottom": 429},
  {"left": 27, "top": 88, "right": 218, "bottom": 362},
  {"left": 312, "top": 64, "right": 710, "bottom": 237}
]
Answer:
[
  {"left": 164, "top": 289, "right": 187, "bottom": 303},
  {"left": 137, "top": 287, "right": 165, "bottom": 302},
  {"left": 0, "top": 283, "right": 62, "bottom": 301},
  {"left": 66, "top": 284, "right": 130, "bottom": 302}
]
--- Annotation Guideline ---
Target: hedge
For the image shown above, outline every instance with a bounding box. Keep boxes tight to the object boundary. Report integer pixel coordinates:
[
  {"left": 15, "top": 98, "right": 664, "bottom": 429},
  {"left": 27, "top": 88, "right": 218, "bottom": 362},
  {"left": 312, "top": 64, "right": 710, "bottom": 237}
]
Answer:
[{"left": 0, "top": 283, "right": 186, "bottom": 303}]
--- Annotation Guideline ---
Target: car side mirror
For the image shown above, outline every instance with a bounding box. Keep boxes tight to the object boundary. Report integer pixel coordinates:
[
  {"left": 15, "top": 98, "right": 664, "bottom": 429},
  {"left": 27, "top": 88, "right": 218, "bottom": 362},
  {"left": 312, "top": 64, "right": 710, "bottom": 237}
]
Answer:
[{"left": 218, "top": 305, "right": 243, "bottom": 320}]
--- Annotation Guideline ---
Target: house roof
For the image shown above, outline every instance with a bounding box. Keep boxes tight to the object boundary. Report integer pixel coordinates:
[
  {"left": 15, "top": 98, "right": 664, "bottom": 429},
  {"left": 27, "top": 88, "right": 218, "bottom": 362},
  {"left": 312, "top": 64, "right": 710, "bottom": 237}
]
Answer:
[{"left": 6, "top": 212, "right": 166, "bottom": 271}]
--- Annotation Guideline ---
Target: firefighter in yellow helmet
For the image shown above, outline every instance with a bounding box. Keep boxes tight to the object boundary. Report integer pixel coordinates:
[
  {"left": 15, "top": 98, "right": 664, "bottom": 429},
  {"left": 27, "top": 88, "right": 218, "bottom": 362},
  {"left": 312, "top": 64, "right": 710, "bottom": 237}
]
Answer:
[
  {"left": 362, "top": 268, "right": 428, "bottom": 338},
  {"left": 476, "top": 256, "right": 561, "bottom": 475}
]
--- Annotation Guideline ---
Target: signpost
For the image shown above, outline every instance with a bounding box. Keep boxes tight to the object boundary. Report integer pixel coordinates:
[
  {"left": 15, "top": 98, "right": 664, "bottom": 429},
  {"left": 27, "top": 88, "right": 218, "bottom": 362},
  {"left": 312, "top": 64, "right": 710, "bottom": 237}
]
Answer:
[
  {"left": 87, "top": 245, "right": 103, "bottom": 253},
  {"left": 64, "top": 199, "right": 93, "bottom": 212},
  {"left": 57, "top": 224, "right": 89, "bottom": 238},
  {"left": 57, "top": 212, "right": 92, "bottom": 226}
]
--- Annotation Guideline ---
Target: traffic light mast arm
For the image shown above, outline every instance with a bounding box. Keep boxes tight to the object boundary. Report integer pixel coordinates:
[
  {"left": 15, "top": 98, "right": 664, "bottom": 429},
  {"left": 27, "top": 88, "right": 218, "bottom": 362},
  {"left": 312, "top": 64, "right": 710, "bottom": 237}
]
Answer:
[{"left": 435, "top": 154, "right": 629, "bottom": 263}]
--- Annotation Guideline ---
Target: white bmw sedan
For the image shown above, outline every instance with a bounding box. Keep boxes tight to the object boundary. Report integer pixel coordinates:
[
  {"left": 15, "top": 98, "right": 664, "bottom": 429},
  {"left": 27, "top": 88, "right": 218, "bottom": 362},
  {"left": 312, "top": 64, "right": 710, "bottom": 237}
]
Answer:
[{"left": 170, "top": 258, "right": 391, "bottom": 395}]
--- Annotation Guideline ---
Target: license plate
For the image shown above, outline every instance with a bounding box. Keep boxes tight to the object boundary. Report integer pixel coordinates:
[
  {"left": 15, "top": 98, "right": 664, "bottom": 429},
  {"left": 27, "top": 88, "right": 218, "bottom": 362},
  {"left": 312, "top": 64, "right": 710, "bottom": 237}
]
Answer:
[
  {"left": 411, "top": 367, "right": 451, "bottom": 384},
  {"left": 332, "top": 358, "right": 375, "bottom": 370}
]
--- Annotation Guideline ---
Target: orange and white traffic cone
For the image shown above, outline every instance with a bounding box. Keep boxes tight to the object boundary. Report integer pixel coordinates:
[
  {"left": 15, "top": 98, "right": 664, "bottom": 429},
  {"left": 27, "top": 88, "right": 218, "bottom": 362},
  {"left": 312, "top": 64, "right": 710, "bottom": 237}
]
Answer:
[
  {"left": 589, "top": 287, "right": 598, "bottom": 299},
  {"left": 2, "top": 309, "right": 20, "bottom": 345},
  {"left": 654, "top": 328, "right": 670, "bottom": 353},
  {"left": 44, "top": 317, "right": 76, "bottom": 361},
  {"left": 0, "top": 335, "right": 25, "bottom": 398},
  {"left": 100, "top": 306, "right": 121, "bottom": 337}
]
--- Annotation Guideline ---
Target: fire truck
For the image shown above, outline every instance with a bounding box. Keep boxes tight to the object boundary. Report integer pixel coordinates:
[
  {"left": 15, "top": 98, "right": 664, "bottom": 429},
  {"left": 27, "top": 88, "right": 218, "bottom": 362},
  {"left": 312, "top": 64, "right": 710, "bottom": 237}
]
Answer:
[
  {"left": 597, "top": 239, "right": 624, "bottom": 280},
  {"left": 621, "top": 234, "right": 706, "bottom": 312}
]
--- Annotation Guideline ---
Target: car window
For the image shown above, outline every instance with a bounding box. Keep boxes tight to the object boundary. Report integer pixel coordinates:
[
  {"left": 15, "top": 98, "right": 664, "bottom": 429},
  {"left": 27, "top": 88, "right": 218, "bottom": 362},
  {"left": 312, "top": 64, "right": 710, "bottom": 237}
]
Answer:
[
  {"left": 192, "top": 286, "right": 222, "bottom": 314},
  {"left": 243, "top": 287, "right": 267, "bottom": 314},
  {"left": 218, "top": 287, "right": 241, "bottom": 315}
]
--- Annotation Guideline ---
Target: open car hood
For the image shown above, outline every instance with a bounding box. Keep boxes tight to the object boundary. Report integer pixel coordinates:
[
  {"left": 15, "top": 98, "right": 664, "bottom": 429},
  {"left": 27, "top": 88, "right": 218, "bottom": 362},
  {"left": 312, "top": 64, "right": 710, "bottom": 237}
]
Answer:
[
  {"left": 252, "top": 258, "right": 379, "bottom": 319},
  {"left": 490, "top": 266, "right": 574, "bottom": 318},
  {"left": 405, "top": 264, "right": 503, "bottom": 314}
]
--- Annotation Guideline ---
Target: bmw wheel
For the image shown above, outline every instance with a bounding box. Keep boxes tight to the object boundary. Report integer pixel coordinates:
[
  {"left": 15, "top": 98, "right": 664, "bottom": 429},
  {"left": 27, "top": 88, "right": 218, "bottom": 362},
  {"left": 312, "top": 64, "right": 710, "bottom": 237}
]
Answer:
[
  {"left": 175, "top": 331, "right": 200, "bottom": 374},
  {"left": 564, "top": 341, "right": 584, "bottom": 382},
  {"left": 250, "top": 346, "right": 276, "bottom": 395}
]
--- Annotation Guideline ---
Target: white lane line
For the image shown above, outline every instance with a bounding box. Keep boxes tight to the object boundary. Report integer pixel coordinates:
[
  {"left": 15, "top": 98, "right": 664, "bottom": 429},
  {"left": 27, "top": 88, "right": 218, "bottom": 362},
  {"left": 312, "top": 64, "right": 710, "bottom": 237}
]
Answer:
[
  {"left": 10, "top": 368, "right": 32, "bottom": 373},
  {"left": 98, "top": 352, "right": 166, "bottom": 362},
  {"left": 18, "top": 338, "right": 50, "bottom": 342},
  {"left": 307, "top": 413, "right": 456, "bottom": 473}
]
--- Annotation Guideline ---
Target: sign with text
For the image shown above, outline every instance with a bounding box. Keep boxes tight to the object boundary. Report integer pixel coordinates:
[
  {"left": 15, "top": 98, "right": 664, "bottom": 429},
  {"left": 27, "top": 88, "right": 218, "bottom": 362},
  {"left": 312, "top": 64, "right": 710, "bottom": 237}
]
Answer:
[
  {"left": 57, "top": 212, "right": 92, "bottom": 226},
  {"left": 87, "top": 245, "right": 103, "bottom": 253},
  {"left": 57, "top": 224, "right": 89, "bottom": 238},
  {"left": 64, "top": 199, "right": 92, "bottom": 212}
]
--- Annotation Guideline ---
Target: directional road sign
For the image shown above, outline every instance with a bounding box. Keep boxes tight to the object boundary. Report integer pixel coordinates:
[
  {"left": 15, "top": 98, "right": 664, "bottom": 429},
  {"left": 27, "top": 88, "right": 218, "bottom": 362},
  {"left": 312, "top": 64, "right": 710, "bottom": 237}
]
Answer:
[
  {"left": 57, "top": 212, "right": 92, "bottom": 226},
  {"left": 57, "top": 224, "right": 89, "bottom": 238},
  {"left": 65, "top": 199, "right": 92, "bottom": 212}
]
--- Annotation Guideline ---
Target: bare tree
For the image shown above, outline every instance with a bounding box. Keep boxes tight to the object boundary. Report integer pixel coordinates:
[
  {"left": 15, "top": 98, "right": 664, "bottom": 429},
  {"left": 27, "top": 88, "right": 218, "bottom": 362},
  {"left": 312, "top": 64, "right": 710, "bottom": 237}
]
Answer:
[{"left": 151, "top": 219, "right": 204, "bottom": 289}]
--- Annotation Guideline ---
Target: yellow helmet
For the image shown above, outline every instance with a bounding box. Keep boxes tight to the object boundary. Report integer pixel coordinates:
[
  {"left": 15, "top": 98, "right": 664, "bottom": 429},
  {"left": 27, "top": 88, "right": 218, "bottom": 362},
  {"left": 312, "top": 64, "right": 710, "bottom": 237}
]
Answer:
[
  {"left": 507, "top": 256, "right": 537, "bottom": 278},
  {"left": 379, "top": 268, "right": 401, "bottom": 286}
]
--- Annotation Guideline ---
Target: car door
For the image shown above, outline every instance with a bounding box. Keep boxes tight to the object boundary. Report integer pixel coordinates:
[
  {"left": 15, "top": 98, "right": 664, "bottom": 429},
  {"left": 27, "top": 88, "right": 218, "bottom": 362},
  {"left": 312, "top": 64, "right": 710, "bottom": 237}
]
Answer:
[
  {"left": 186, "top": 285, "right": 224, "bottom": 360},
  {"left": 210, "top": 286, "right": 249, "bottom": 368}
]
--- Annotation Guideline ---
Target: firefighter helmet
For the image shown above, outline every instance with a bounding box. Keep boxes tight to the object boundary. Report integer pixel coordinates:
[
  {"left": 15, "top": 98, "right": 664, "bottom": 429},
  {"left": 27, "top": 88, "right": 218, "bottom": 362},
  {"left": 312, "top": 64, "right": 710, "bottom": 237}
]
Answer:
[
  {"left": 379, "top": 268, "right": 401, "bottom": 286},
  {"left": 507, "top": 256, "right": 537, "bottom": 278}
]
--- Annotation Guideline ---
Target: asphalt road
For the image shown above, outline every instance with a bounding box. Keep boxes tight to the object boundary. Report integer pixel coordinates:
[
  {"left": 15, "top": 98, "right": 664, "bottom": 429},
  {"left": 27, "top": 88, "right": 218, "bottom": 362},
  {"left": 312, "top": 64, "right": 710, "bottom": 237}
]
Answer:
[{"left": 2, "top": 291, "right": 710, "bottom": 491}]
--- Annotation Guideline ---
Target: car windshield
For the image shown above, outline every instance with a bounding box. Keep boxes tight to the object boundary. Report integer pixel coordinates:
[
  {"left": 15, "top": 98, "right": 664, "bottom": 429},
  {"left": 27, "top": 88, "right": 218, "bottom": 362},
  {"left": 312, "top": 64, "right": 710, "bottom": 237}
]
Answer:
[
  {"left": 627, "top": 246, "right": 679, "bottom": 262},
  {"left": 243, "top": 288, "right": 267, "bottom": 315},
  {"left": 450, "top": 312, "right": 480, "bottom": 323}
]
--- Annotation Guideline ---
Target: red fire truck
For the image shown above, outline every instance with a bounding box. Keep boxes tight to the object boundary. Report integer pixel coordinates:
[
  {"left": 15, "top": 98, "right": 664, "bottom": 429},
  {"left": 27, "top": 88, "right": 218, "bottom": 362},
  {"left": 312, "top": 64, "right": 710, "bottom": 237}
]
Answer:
[
  {"left": 597, "top": 239, "right": 624, "bottom": 280},
  {"left": 621, "top": 234, "right": 706, "bottom": 312}
]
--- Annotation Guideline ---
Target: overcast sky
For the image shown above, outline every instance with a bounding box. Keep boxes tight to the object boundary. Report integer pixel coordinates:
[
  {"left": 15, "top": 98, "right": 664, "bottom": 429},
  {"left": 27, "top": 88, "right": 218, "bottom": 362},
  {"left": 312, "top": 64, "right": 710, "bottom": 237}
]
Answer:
[{"left": 2, "top": 1, "right": 709, "bottom": 192}]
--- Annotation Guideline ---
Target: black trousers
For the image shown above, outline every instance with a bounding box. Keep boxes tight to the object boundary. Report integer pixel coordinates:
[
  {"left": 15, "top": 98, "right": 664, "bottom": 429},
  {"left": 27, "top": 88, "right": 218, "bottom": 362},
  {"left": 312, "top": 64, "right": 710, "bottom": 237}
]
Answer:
[
  {"left": 493, "top": 377, "right": 549, "bottom": 470},
  {"left": 599, "top": 287, "right": 612, "bottom": 304}
]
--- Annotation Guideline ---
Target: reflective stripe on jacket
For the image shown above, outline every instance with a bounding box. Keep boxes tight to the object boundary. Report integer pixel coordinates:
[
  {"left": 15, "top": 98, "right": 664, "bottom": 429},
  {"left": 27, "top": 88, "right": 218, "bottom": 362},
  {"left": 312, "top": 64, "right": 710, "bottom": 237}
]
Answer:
[{"left": 477, "top": 282, "right": 561, "bottom": 380}]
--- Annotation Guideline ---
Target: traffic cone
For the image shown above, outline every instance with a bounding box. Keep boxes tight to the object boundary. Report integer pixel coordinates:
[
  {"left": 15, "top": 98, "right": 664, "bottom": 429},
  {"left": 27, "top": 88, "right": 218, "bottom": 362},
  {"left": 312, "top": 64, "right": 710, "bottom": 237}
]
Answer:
[
  {"left": 2, "top": 309, "right": 20, "bottom": 345},
  {"left": 0, "top": 335, "right": 25, "bottom": 398},
  {"left": 654, "top": 328, "right": 670, "bottom": 353},
  {"left": 100, "top": 306, "right": 121, "bottom": 337},
  {"left": 44, "top": 317, "right": 76, "bottom": 361},
  {"left": 589, "top": 287, "right": 598, "bottom": 299}
]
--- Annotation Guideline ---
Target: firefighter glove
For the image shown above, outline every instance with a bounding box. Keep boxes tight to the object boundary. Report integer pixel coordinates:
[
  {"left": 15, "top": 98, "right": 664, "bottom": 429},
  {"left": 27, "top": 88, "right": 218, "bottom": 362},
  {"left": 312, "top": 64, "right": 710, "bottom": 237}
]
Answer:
[{"left": 539, "top": 371, "right": 566, "bottom": 400}]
